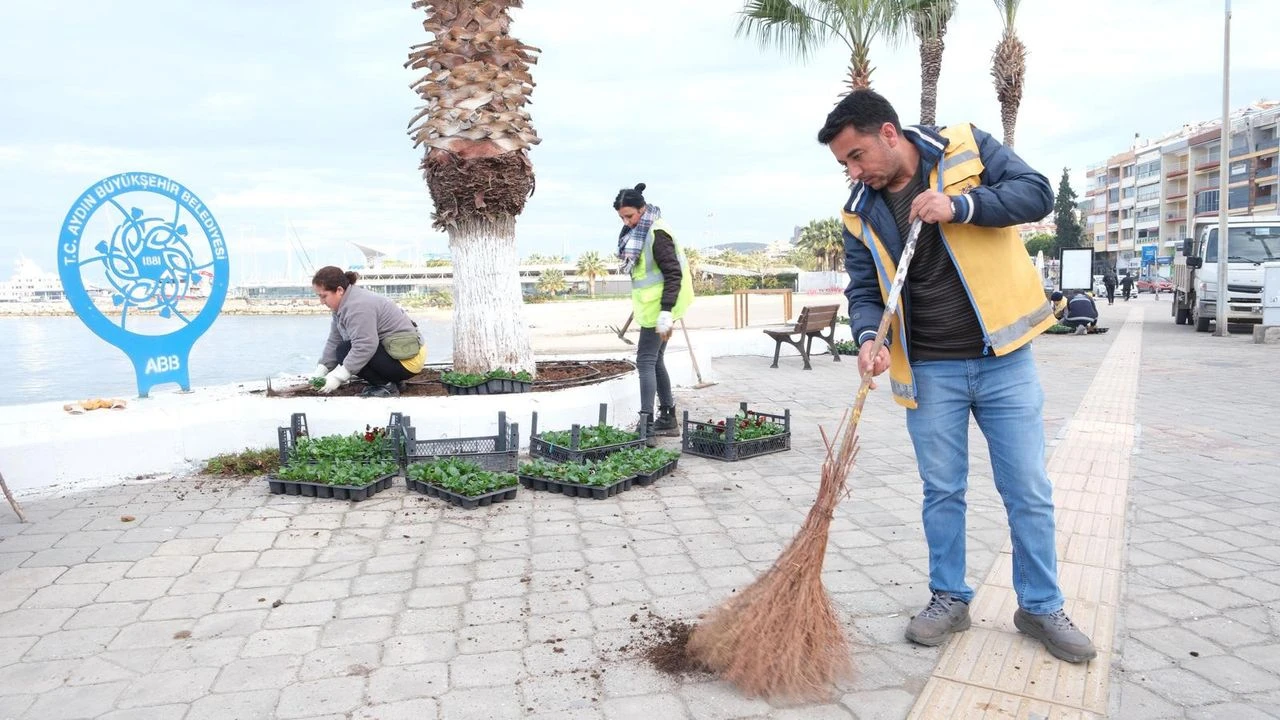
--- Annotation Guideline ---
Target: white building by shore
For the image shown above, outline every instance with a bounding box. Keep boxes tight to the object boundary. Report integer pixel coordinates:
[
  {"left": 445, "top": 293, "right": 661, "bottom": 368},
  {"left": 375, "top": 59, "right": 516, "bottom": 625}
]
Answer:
[{"left": 0, "top": 257, "right": 64, "bottom": 303}]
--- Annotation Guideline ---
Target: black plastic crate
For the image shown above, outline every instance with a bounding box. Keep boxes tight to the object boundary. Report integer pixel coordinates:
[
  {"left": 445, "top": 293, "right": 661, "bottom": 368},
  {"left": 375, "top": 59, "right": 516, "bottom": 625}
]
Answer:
[
  {"left": 634, "top": 458, "right": 679, "bottom": 486},
  {"left": 394, "top": 412, "right": 519, "bottom": 472},
  {"left": 529, "top": 403, "right": 646, "bottom": 463},
  {"left": 517, "top": 473, "right": 637, "bottom": 500},
  {"left": 405, "top": 478, "right": 518, "bottom": 509},
  {"left": 267, "top": 473, "right": 396, "bottom": 502},
  {"left": 277, "top": 412, "right": 404, "bottom": 467},
  {"left": 681, "top": 403, "right": 791, "bottom": 462},
  {"left": 442, "top": 380, "right": 489, "bottom": 396},
  {"left": 485, "top": 378, "right": 531, "bottom": 394}
]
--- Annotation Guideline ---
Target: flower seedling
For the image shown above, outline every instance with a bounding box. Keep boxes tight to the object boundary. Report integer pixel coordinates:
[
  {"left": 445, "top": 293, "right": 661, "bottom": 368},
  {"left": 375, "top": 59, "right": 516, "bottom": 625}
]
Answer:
[
  {"left": 407, "top": 457, "right": 517, "bottom": 497},
  {"left": 694, "top": 412, "right": 785, "bottom": 441},
  {"left": 539, "top": 424, "right": 638, "bottom": 450}
]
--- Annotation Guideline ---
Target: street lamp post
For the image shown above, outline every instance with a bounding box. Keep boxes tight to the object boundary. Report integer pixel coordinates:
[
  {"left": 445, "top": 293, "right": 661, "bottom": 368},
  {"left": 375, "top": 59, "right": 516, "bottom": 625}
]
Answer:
[{"left": 1214, "top": 0, "right": 1232, "bottom": 336}]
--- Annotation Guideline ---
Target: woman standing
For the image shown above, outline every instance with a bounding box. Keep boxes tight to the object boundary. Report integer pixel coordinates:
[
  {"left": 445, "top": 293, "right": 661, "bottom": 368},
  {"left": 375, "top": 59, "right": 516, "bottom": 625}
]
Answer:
[
  {"left": 311, "top": 266, "right": 426, "bottom": 398},
  {"left": 613, "top": 183, "right": 694, "bottom": 442}
]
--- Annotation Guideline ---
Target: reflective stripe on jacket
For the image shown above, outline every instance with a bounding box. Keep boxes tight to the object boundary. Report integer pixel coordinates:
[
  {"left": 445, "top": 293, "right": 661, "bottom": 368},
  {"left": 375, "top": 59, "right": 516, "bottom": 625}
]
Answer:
[
  {"left": 840, "top": 123, "right": 1055, "bottom": 408},
  {"left": 630, "top": 218, "right": 694, "bottom": 327}
]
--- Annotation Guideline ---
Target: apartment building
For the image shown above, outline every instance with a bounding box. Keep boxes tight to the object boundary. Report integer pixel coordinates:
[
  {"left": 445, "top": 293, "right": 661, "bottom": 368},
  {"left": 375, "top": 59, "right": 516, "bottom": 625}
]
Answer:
[{"left": 1085, "top": 100, "right": 1279, "bottom": 274}]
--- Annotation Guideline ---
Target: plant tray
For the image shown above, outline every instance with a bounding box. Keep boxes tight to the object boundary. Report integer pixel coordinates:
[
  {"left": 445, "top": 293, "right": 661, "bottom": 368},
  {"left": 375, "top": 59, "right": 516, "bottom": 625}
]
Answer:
[
  {"left": 681, "top": 403, "right": 791, "bottom": 462},
  {"left": 405, "top": 478, "right": 518, "bottom": 509},
  {"left": 518, "top": 473, "right": 637, "bottom": 500},
  {"left": 633, "top": 458, "right": 679, "bottom": 486},
  {"left": 485, "top": 378, "right": 532, "bottom": 394},
  {"left": 394, "top": 412, "right": 519, "bottom": 472},
  {"left": 442, "top": 381, "right": 490, "bottom": 396},
  {"left": 277, "top": 412, "right": 403, "bottom": 467},
  {"left": 266, "top": 473, "right": 396, "bottom": 502},
  {"left": 529, "top": 403, "right": 646, "bottom": 463}
]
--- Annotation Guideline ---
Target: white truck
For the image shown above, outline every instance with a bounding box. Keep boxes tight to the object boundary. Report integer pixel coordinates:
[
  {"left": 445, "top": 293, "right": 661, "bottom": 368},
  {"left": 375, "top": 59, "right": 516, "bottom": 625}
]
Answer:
[{"left": 1172, "top": 215, "right": 1280, "bottom": 332}]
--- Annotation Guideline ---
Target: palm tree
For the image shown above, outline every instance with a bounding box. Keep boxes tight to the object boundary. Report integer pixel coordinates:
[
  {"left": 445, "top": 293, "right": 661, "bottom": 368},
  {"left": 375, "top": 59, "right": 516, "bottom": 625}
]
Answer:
[
  {"left": 991, "top": 0, "right": 1027, "bottom": 147},
  {"left": 798, "top": 217, "right": 845, "bottom": 272},
  {"left": 736, "top": 0, "right": 913, "bottom": 92},
  {"left": 576, "top": 250, "right": 607, "bottom": 298},
  {"left": 406, "top": 0, "right": 540, "bottom": 375},
  {"left": 910, "top": 0, "right": 956, "bottom": 125},
  {"left": 535, "top": 269, "right": 567, "bottom": 296},
  {"left": 683, "top": 246, "right": 703, "bottom": 279}
]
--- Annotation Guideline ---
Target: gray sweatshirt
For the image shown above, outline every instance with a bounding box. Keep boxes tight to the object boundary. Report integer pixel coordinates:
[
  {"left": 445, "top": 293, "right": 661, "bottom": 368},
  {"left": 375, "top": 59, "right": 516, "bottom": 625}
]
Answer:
[{"left": 319, "top": 285, "right": 420, "bottom": 374}]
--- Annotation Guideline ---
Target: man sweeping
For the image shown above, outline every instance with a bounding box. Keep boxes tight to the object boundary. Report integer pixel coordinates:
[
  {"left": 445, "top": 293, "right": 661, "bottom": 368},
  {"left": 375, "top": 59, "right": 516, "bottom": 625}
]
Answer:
[{"left": 819, "top": 90, "right": 1096, "bottom": 663}]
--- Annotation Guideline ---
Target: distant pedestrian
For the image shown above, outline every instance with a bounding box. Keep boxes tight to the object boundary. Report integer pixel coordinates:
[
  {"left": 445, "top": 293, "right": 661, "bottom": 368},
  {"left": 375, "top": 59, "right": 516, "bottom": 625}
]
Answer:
[
  {"left": 1119, "top": 273, "right": 1134, "bottom": 301},
  {"left": 1103, "top": 272, "right": 1116, "bottom": 305}
]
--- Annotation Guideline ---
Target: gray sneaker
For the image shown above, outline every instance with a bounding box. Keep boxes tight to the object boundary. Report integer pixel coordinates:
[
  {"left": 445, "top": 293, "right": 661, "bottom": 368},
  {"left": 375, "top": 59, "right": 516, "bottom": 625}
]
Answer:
[
  {"left": 905, "top": 592, "right": 971, "bottom": 646},
  {"left": 1014, "top": 608, "right": 1097, "bottom": 663}
]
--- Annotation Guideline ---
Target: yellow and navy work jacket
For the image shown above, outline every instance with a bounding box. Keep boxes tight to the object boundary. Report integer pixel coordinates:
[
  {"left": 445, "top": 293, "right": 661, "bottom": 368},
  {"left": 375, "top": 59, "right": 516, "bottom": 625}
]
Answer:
[
  {"left": 630, "top": 218, "right": 694, "bottom": 328},
  {"left": 841, "top": 123, "right": 1056, "bottom": 409}
]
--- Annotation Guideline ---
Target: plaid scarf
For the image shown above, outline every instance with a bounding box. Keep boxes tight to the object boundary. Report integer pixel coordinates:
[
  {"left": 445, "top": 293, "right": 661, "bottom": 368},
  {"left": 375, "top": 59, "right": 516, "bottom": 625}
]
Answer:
[{"left": 616, "top": 205, "right": 661, "bottom": 275}]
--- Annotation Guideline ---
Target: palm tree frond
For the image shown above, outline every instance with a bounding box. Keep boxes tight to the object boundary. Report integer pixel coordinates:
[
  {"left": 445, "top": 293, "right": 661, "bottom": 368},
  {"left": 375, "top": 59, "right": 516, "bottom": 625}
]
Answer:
[
  {"left": 992, "top": 0, "right": 1021, "bottom": 30},
  {"left": 736, "top": 0, "right": 833, "bottom": 61}
]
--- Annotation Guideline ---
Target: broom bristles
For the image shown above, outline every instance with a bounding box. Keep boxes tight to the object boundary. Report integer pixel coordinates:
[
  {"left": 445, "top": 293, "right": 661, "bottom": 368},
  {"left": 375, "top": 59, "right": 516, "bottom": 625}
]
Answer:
[{"left": 686, "top": 410, "right": 863, "bottom": 701}]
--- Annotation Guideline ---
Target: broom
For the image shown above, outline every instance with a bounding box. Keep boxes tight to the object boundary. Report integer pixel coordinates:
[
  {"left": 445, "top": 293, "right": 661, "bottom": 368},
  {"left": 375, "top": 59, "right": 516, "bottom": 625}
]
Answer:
[{"left": 686, "top": 219, "right": 923, "bottom": 702}]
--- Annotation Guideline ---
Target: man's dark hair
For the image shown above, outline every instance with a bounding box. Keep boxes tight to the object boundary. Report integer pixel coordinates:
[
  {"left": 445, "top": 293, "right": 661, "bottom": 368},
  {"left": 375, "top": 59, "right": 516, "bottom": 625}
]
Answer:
[{"left": 816, "top": 89, "right": 902, "bottom": 145}]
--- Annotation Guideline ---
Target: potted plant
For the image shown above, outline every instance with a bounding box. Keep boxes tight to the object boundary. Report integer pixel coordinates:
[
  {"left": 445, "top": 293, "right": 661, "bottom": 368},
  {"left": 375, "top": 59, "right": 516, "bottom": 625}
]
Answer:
[
  {"left": 682, "top": 402, "right": 791, "bottom": 462},
  {"left": 405, "top": 457, "right": 518, "bottom": 509}
]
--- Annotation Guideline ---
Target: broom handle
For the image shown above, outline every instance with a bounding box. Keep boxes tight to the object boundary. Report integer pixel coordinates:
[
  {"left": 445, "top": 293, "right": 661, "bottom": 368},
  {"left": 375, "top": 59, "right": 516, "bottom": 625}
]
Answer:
[
  {"left": 0, "top": 468, "right": 26, "bottom": 523},
  {"left": 848, "top": 219, "right": 922, "bottom": 428}
]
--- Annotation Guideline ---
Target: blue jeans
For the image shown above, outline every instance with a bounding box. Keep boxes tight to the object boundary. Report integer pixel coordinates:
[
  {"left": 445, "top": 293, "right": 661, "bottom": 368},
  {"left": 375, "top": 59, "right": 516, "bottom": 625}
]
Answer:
[{"left": 905, "top": 345, "right": 1064, "bottom": 615}]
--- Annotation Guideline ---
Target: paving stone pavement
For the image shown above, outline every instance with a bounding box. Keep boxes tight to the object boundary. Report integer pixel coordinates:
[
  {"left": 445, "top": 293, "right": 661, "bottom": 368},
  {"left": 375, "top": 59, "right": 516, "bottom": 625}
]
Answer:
[
  {"left": 1110, "top": 300, "right": 1280, "bottom": 720},
  {"left": 0, "top": 300, "right": 1274, "bottom": 719}
]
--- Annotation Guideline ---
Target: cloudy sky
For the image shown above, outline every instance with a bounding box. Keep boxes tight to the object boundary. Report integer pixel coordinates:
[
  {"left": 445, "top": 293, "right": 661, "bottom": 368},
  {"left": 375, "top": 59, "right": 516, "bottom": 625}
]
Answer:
[{"left": 1, "top": 0, "right": 1277, "bottom": 285}]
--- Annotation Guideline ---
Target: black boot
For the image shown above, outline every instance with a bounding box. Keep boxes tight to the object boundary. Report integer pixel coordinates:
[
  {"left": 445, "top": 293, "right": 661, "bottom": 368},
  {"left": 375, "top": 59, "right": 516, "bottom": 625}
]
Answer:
[
  {"left": 653, "top": 405, "right": 680, "bottom": 437},
  {"left": 638, "top": 412, "right": 657, "bottom": 447}
]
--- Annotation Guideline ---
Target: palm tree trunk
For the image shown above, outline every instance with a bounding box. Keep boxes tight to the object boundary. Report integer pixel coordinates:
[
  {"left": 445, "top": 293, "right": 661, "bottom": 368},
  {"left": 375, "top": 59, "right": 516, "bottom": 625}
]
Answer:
[
  {"left": 991, "top": 30, "right": 1026, "bottom": 148},
  {"left": 846, "top": 44, "right": 874, "bottom": 92},
  {"left": 448, "top": 216, "right": 533, "bottom": 374},
  {"left": 918, "top": 36, "right": 945, "bottom": 125}
]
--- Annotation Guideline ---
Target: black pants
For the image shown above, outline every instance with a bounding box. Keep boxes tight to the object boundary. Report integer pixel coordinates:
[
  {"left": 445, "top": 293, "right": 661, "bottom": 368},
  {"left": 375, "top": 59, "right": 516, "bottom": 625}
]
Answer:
[
  {"left": 635, "top": 327, "right": 673, "bottom": 416},
  {"left": 1105, "top": 286, "right": 1115, "bottom": 304},
  {"left": 335, "top": 341, "right": 414, "bottom": 386}
]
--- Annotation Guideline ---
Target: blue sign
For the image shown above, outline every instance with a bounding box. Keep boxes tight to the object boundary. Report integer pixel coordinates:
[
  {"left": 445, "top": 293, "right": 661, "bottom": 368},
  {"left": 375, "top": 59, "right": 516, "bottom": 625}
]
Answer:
[
  {"left": 1141, "top": 245, "right": 1157, "bottom": 264},
  {"left": 58, "top": 172, "right": 229, "bottom": 397}
]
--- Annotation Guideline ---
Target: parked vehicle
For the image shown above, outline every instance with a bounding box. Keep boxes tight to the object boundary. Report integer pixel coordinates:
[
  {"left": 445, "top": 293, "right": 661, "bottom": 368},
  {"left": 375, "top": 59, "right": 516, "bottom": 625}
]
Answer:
[
  {"left": 1172, "top": 216, "right": 1280, "bottom": 331},
  {"left": 1136, "top": 277, "right": 1173, "bottom": 293}
]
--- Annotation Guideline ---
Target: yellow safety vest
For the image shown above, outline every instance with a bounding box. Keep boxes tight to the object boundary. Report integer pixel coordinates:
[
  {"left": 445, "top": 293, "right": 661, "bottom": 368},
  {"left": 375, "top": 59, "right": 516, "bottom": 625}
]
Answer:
[
  {"left": 630, "top": 218, "right": 694, "bottom": 327},
  {"left": 841, "top": 124, "right": 1055, "bottom": 408}
]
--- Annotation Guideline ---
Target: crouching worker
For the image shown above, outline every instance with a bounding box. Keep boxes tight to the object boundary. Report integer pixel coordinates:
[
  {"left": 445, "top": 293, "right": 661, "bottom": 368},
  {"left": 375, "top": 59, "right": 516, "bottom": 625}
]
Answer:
[
  {"left": 1053, "top": 290, "right": 1098, "bottom": 335},
  {"left": 311, "top": 266, "right": 426, "bottom": 397}
]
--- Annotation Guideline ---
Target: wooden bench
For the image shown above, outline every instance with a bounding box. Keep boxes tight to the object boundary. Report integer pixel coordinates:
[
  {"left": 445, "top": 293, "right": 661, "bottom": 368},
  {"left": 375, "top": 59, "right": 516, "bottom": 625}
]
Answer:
[{"left": 763, "top": 304, "right": 841, "bottom": 370}]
